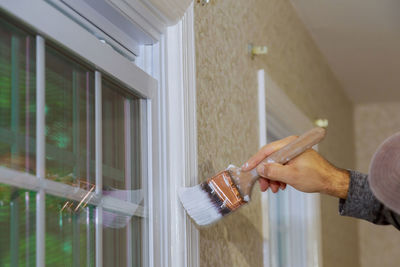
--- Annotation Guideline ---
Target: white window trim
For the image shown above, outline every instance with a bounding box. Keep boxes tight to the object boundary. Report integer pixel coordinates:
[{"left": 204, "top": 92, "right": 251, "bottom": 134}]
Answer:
[
  {"left": 258, "top": 70, "right": 323, "bottom": 267},
  {"left": 0, "top": 1, "right": 199, "bottom": 267},
  {"left": 164, "top": 4, "right": 199, "bottom": 267},
  {"left": 136, "top": 4, "right": 199, "bottom": 267}
]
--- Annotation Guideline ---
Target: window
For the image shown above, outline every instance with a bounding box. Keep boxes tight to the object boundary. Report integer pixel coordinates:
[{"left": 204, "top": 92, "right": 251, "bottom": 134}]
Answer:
[
  {"left": 0, "top": 11, "right": 149, "bottom": 267},
  {"left": 0, "top": 15, "right": 36, "bottom": 266},
  {"left": 262, "top": 71, "right": 322, "bottom": 267},
  {"left": 0, "top": 0, "right": 198, "bottom": 266}
]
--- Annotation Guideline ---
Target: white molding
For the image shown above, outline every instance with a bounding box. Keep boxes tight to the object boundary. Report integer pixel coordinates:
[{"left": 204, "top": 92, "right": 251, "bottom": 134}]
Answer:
[
  {"left": 264, "top": 72, "right": 322, "bottom": 267},
  {"left": 182, "top": 5, "right": 199, "bottom": 267},
  {"left": 36, "top": 35, "right": 45, "bottom": 267},
  {"left": 165, "top": 3, "right": 199, "bottom": 267}
]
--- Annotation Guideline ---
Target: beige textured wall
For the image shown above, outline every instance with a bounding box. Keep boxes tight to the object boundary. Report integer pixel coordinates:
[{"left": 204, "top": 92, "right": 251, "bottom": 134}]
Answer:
[
  {"left": 195, "top": 0, "right": 359, "bottom": 266},
  {"left": 354, "top": 102, "right": 400, "bottom": 267}
]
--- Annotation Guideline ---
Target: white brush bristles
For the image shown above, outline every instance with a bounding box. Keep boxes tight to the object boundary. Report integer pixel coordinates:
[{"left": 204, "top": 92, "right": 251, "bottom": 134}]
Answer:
[{"left": 179, "top": 185, "right": 222, "bottom": 226}]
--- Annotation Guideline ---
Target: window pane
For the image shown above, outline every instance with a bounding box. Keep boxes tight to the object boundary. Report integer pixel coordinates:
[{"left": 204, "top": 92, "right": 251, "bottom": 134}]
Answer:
[
  {"left": 103, "top": 213, "right": 143, "bottom": 267},
  {"left": 0, "top": 184, "right": 36, "bottom": 266},
  {"left": 0, "top": 16, "right": 36, "bottom": 173},
  {"left": 102, "top": 78, "right": 144, "bottom": 267},
  {"left": 45, "top": 45, "right": 95, "bottom": 186},
  {"left": 45, "top": 195, "right": 95, "bottom": 266},
  {"left": 102, "top": 78, "right": 142, "bottom": 192}
]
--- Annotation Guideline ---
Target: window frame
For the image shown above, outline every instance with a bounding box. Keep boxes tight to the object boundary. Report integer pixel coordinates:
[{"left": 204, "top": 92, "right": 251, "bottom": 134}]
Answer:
[
  {"left": 0, "top": 1, "right": 199, "bottom": 267},
  {"left": 258, "top": 70, "right": 323, "bottom": 267},
  {"left": 0, "top": 1, "right": 157, "bottom": 267}
]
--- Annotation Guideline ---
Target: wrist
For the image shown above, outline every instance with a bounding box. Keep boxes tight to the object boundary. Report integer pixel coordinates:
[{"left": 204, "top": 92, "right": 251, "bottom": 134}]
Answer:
[{"left": 325, "top": 168, "right": 350, "bottom": 199}]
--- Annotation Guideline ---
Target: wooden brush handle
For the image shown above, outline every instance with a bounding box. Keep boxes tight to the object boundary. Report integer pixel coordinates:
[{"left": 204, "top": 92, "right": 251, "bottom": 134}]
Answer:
[
  {"left": 233, "top": 127, "right": 327, "bottom": 199},
  {"left": 263, "top": 127, "right": 326, "bottom": 165}
]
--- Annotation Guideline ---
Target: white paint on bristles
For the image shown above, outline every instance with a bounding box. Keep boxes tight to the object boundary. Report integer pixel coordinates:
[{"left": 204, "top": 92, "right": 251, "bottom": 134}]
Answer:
[
  {"left": 179, "top": 185, "right": 222, "bottom": 226},
  {"left": 226, "top": 164, "right": 236, "bottom": 170}
]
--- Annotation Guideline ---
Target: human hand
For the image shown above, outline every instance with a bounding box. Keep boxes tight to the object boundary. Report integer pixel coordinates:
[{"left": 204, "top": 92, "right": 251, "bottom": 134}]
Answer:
[
  {"left": 241, "top": 135, "right": 298, "bottom": 193},
  {"left": 242, "top": 137, "right": 350, "bottom": 199}
]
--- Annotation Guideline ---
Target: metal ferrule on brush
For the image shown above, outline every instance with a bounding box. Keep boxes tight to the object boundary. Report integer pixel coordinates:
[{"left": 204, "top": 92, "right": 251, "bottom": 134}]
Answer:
[{"left": 201, "top": 170, "right": 246, "bottom": 216}]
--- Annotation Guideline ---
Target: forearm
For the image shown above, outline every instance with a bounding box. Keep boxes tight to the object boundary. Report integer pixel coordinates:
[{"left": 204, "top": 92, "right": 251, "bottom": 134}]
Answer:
[{"left": 324, "top": 168, "right": 350, "bottom": 199}]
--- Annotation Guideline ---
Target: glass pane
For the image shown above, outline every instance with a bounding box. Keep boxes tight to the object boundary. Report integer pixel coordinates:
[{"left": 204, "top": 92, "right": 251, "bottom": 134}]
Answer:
[
  {"left": 103, "top": 211, "right": 143, "bottom": 267},
  {"left": 0, "top": 16, "right": 36, "bottom": 173},
  {"left": 102, "top": 78, "right": 144, "bottom": 266},
  {"left": 45, "top": 45, "right": 95, "bottom": 187},
  {"left": 0, "top": 184, "right": 36, "bottom": 266},
  {"left": 45, "top": 195, "right": 95, "bottom": 266},
  {"left": 102, "top": 78, "right": 142, "bottom": 192}
]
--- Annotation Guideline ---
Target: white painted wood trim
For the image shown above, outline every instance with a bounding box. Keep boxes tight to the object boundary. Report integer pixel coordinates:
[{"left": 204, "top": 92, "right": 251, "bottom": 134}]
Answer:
[
  {"left": 35, "top": 35, "right": 45, "bottom": 267},
  {"left": 182, "top": 5, "right": 199, "bottom": 267},
  {"left": 264, "top": 72, "right": 322, "bottom": 267},
  {"left": 165, "top": 3, "right": 199, "bottom": 267},
  {"left": 142, "top": 99, "right": 154, "bottom": 267}
]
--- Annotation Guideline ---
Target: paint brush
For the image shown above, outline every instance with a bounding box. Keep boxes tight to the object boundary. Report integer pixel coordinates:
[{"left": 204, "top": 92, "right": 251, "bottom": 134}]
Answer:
[{"left": 179, "top": 127, "right": 327, "bottom": 226}]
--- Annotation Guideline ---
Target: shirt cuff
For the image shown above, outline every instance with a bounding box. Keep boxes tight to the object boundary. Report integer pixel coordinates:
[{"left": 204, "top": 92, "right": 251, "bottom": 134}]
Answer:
[{"left": 338, "top": 170, "right": 382, "bottom": 223}]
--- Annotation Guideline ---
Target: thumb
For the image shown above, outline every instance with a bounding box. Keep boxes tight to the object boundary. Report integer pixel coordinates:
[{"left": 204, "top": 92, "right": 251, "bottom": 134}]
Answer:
[{"left": 256, "top": 162, "right": 293, "bottom": 184}]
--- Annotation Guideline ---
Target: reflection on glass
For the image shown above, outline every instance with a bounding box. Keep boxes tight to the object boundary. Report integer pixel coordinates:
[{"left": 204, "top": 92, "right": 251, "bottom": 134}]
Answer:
[
  {"left": 45, "top": 195, "right": 95, "bottom": 266},
  {"left": 103, "top": 212, "right": 143, "bottom": 267},
  {"left": 0, "top": 184, "right": 36, "bottom": 266},
  {"left": 0, "top": 16, "right": 36, "bottom": 173},
  {"left": 45, "top": 46, "right": 95, "bottom": 186},
  {"left": 102, "top": 78, "right": 142, "bottom": 192},
  {"left": 102, "top": 78, "right": 144, "bottom": 266}
]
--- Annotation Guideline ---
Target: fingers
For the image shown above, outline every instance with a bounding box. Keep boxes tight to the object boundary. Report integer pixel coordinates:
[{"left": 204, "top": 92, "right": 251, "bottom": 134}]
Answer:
[
  {"left": 256, "top": 162, "right": 294, "bottom": 184},
  {"left": 280, "top": 183, "right": 287, "bottom": 190},
  {"left": 259, "top": 178, "right": 287, "bottom": 193},
  {"left": 259, "top": 178, "right": 270, "bottom": 192},
  {"left": 270, "top": 181, "right": 281, "bottom": 193},
  {"left": 241, "top": 135, "right": 298, "bottom": 171}
]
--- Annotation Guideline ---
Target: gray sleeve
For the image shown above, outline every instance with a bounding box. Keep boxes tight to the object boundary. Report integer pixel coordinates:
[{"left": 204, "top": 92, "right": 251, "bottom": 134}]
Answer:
[{"left": 339, "top": 170, "right": 400, "bottom": 230}]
